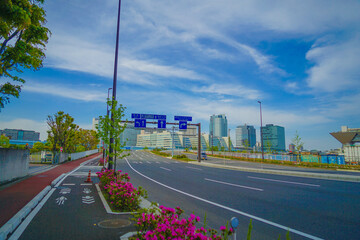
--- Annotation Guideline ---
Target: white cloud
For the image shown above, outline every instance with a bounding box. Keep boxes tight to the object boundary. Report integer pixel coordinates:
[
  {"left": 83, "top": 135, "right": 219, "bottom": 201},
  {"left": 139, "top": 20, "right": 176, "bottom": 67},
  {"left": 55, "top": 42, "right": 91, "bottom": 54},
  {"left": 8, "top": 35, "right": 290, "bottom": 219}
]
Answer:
[
  {"left": 192, "top": 83, "right": 262, "bottom": 100},
  {"left": 181, "top": 98, "right": 330, "bottom": 128},
  {"left": 23, "top": 82, "right": 107, "bottom": 102},
  {"left": 306, "top": 37, "right": 360, "bottom": 92},
  {"left": 0, "top": 119, "right": 48, "bottom": 141},
  {"left": 45, "top": 33, "right": 206, "bottom": 85}
]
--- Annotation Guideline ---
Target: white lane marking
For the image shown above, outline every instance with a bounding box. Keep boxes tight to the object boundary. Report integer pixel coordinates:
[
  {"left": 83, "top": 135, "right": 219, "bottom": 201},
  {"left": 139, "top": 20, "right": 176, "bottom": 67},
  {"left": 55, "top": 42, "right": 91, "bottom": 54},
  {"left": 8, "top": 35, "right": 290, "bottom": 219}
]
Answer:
[
  {"left": 186, "top": 166, "right": 203, "bottom": 171},
  {"left": 62, "top": 183, "right": 75, "bottom": 186},
  {"left": 146, "top": 161, "right": 152, "bottom": 164},
  {"left": 164, "top": 162, "right": 171, "bottom": 164},
  {"left": 156, "top": 162, "right": 160, "bottom": 164},
  {"left": 80, "top": 183, "right": 93, "bottom": 186},
  {"left": 248, "top": 176, "right": 320, "bottom": 187},
  {"left": 125, "top": 159, "right": 323, "bottom": 240},
  {"left": 82, "top": 196, "right": 95, "bottom": 204},
  {"left": 59, "top": 188, "right": 71, "bottom": 194},
  {"left": 56, "top": 196, "right": 67, "bottom": 205},
  {"left": 138, "top": 162, "right": 143, "bottom": 164},
  {"left": 160, "top": 167, "right": 172, "bottom": 171},
  {"left": 205, "top": 178, "right": 263, "bottom": 192}
]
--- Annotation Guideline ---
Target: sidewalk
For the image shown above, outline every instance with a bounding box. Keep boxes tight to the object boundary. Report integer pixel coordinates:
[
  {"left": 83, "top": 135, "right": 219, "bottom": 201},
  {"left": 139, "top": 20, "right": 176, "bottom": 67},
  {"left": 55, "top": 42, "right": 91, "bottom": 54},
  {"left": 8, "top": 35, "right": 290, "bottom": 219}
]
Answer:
[{"left": 0, "top": 153, "right": 101, "bottom": 228}]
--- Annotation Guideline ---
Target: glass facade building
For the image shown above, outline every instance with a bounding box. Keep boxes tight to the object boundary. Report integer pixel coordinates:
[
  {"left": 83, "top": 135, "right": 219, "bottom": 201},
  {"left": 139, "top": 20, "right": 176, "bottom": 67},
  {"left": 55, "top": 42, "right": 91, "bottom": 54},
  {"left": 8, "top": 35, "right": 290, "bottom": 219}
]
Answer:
[
  {"left": 261, "top": 124, "right": 286, "bottom": 151},
  {"left": 0, "top": 129, "right": 40, "bottom": 141},
  {"left": 235, "top": 124, "right": 256, "bottom": 148},
  {"left": 209, "top": 114, "right": 228, "bottom": 138}
]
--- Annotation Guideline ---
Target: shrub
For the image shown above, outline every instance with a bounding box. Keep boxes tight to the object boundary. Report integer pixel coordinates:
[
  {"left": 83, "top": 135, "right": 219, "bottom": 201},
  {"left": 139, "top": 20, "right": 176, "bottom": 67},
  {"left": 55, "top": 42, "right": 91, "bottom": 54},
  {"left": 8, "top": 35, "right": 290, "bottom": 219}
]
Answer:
[
  {"left": 131, "top": 206, "right": 233, "bottom": 240},
  {"left": 96, "top": 168, "right": 147, "bottom": 212}
]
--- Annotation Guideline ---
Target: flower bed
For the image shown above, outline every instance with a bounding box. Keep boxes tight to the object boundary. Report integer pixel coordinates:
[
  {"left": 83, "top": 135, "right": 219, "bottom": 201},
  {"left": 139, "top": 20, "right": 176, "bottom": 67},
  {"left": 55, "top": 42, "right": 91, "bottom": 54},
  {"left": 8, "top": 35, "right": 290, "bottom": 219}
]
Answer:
[
  {"left": 96, "top": 168, "right": 147, "bottom": 212},
  {"left": 131, "top": 205, "right": 233, "bottom": 240}
]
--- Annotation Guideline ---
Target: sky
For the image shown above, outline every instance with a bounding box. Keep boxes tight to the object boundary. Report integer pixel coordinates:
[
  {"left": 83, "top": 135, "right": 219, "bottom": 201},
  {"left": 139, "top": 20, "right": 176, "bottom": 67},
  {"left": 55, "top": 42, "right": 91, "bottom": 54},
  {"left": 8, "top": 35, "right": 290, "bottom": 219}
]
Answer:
[{"left": 1, "top": 0, "right": 360, "bottom": 151}]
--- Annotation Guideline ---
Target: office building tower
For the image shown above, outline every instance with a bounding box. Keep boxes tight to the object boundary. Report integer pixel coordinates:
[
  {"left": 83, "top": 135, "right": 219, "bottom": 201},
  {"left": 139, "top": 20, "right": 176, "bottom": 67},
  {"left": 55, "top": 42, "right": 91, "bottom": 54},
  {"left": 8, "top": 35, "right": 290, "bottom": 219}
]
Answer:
[
  {"left": 235, "top": 124, "right": 256, "bottom": 148},
  {"left": 0, "top": 129, "right": 40, "bottom": 141},
  {"left": 261, "top": 124, "right": 285, "bottom": 151},
  {"left": 119, "top": 123, "right": 141, "bottom": 147},
  {"left": 209, "top": 114, "right": 228, "bottom": 138}
]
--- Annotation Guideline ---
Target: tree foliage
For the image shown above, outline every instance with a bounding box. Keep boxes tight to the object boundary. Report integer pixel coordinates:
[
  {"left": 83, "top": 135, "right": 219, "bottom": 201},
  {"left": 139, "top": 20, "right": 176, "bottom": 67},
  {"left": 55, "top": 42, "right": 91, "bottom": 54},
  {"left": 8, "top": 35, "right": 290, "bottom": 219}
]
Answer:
[
  {"left": 47, "top": 111, "right": 78, "bottom": 154},
  {"left": 0, "top": 134, "right": 10, "bottom": 148},
  {"left": 292, "top": 131, "right": 304, "bottom": 162},
  {"left": 96, "top": 99, "right": 128, "bottom": 169},
  {"left": 30, "top": 141, "right": 46, "bottom": 153},
  {"left": 0, "top": 0, "right": 51, "bottom": 109}
]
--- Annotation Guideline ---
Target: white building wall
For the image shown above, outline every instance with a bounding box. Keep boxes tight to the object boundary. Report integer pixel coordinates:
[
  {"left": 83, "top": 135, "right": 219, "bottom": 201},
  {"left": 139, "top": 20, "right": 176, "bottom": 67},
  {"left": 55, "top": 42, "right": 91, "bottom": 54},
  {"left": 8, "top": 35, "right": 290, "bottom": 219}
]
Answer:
[{"left": 344, "top": 145, "right": 360, "bottom": 163}]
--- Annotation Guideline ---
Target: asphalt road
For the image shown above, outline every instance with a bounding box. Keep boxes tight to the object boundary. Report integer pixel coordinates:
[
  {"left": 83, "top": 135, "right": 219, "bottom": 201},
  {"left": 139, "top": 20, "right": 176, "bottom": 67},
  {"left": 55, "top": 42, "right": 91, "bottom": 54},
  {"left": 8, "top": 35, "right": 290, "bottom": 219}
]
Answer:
[{"left": 117, "top": 150, "right": 360, "bottom": 240}]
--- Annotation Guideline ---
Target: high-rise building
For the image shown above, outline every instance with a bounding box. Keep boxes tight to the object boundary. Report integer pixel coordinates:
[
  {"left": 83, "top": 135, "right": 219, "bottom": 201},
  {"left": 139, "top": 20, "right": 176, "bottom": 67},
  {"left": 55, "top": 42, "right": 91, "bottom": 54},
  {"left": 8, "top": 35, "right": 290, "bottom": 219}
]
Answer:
[
  {"left": 0, "top": 129, "right": 40, "bottom": 141},
  {"left": 261, "top": 124, "right": 285, "bottom": 151},
  {"left": 235, "top": 124, "right": 256, "bottom": 148},
  {"left": 120, "top": 123, "right": 141, "bottom": 147},
  {"left": 209, "top": 114, "right": 228, "bottom": 138},
  {"left": 92, "top": 118, "right": 99, "bottom": 131}
]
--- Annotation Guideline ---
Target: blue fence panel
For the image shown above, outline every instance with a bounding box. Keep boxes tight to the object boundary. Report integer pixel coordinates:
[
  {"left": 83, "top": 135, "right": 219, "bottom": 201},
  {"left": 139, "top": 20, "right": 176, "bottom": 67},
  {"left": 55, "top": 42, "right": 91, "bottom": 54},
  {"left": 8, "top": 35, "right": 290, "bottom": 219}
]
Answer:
[
  {"left": 337, "top": 155, "right": 345, "bottom": 165},
  {"left": 328, "top": 155, "right": 337, "bottom": 164},
  {"left": 320, "top": 155, "right": 329, "bottom": 164}
]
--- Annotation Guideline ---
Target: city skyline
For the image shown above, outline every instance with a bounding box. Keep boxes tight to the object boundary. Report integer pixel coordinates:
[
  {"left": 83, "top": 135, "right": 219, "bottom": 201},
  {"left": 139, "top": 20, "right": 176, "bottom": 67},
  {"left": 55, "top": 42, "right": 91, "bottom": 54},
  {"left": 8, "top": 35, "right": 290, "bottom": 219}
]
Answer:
[{"left": 1, "top": 0, "right": 359, "bottom": 151}]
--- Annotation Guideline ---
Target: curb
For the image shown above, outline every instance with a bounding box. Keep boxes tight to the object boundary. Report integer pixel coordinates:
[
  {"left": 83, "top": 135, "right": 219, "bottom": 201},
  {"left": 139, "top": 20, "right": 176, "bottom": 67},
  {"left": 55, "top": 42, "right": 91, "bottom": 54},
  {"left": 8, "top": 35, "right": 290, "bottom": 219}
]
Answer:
[
  {"left": 190, "top": 161, "right": 360, "bottom": 182},
  {"left": 0, "top": 186, "right": 51, "bottom": 240}
]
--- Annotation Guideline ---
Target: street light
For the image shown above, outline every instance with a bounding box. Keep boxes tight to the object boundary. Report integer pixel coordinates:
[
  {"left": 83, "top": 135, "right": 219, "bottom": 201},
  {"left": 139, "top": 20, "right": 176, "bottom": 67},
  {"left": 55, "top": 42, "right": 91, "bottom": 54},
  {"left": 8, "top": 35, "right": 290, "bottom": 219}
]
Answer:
[
  {"left": 258, "top": 101, "right": 264, "bottom": 161},
  {"left": 109, "top": 0, "right": 122, "bottom": 170}
]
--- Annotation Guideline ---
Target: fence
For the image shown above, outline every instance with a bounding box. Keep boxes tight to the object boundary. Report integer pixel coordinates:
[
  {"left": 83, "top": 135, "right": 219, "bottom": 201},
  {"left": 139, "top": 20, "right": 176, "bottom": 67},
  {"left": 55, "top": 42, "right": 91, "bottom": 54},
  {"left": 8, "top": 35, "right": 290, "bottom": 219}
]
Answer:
[
  {"left": 191, "top": 150, "right": 347, "bottom": 165},
  {"left": 30, "top": 149, "right": 99, "bottom": 164}
]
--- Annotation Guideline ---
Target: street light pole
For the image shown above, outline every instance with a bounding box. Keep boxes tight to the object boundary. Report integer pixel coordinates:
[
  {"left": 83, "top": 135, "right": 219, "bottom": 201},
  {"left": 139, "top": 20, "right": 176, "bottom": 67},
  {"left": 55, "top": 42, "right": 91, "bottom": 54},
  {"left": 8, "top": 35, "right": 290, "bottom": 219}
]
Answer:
[
  {"left": 258, "top": 101, "right": 264, "bottom": 161},
  {"left": 109, "top": 0, "right": 122, "bottom": 170}
]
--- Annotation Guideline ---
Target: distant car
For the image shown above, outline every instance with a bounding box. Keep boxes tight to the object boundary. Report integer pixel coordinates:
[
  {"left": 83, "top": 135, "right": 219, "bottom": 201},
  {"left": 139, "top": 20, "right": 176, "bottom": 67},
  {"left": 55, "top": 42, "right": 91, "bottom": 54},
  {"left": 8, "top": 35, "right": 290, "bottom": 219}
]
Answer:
[{"left": 197, "top": 152, "right": 207, "bottom": 160}]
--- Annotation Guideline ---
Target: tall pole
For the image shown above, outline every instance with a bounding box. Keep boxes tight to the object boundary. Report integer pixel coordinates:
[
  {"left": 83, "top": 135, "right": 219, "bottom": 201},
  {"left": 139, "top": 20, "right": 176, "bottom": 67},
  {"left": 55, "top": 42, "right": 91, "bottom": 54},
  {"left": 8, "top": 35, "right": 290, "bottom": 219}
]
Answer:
[
  {"left": 211, "top": 131, "right": 214, "bottom": 155},
  {"left": 197, "top": 123, "right": 201, "bottom": 162},
  {"left": 109, "top": 0, "right": 122, "bottom": 170},
  {"left": 258, "top": 101, "right": 264, "bottom": 161}
]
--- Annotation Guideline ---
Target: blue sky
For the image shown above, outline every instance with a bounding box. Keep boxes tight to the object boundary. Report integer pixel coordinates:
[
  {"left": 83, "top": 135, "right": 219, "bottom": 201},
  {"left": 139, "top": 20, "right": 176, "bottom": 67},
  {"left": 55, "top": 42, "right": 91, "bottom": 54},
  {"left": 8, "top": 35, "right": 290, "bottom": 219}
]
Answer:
[{"left": 1, "top": 0, "right": 360, "bottom": 150}]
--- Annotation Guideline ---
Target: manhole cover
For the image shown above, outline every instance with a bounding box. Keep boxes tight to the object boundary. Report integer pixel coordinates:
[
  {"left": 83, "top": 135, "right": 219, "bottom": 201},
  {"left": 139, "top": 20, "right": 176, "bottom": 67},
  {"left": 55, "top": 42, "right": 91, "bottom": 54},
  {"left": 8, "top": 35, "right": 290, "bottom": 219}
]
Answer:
[{"left": 97, "top": 219, "right": 131, "bottom": 229}]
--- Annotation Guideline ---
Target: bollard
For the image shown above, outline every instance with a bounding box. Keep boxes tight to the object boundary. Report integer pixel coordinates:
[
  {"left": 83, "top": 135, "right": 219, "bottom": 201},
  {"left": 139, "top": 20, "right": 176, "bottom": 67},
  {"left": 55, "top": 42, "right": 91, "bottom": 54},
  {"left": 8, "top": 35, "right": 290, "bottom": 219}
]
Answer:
[{"left": 230, "top": 217, "right": 239, "bottom": 240}]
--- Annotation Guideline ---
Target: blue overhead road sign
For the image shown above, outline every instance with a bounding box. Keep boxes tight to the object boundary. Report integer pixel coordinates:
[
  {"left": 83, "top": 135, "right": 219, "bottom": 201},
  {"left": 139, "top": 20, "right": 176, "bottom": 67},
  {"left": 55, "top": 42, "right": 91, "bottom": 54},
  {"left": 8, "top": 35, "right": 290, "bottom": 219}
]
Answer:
[
  {"left": 131, "top": 113, "right": 166, "bottom": 120},
  {"left": 134, "top": 119, "right": 146, "bottom": 128},
  {"left": 174, "top": 116, "right": 192, "bottom": 121},
  {"left": 158, "top": 120, "right": 166, "bottom": 129},
  {"left": 179, "top": 121, "right": 187, "bottom": 130}
]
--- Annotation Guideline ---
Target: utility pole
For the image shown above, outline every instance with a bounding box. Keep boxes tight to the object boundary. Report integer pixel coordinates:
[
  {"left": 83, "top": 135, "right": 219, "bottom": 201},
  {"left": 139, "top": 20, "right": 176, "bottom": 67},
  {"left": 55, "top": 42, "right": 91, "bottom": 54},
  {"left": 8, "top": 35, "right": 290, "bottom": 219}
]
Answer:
[
  {"left": 109, "top": 0, "right": 122, "bottom": 170},
  {"left": 258, "top": 101, "right": 264, "bottom": 161}
]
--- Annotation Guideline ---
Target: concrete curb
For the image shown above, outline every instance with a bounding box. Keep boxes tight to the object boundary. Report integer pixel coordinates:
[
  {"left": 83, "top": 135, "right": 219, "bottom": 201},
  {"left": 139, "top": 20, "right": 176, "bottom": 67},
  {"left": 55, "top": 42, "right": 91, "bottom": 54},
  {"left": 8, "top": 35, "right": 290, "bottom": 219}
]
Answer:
[
  {"left": 190, "top": 161, "right": 360, "bottom": 182},
  {"left": 0, "top": 186, "right": 51, "bottom": 240},
  {"left": 120, "top": 231, "right": 138, "bottom": 240},
  {"left": 50, "top": 173, "right": 66, "bottom": 187}
]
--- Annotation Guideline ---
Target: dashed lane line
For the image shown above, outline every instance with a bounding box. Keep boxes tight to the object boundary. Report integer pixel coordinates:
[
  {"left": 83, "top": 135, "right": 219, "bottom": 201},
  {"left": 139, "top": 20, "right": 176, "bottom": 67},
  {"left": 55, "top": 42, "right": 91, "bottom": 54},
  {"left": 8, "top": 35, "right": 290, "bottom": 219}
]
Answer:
[
  {"left": 247, "top": 176, "right": 320, "bottom": 187},
  {"left": 205, "top": 178, "right": 263, "bottom": 192},
  {"left": 160, "top": 167, "right": 172, "bottom": 171}
]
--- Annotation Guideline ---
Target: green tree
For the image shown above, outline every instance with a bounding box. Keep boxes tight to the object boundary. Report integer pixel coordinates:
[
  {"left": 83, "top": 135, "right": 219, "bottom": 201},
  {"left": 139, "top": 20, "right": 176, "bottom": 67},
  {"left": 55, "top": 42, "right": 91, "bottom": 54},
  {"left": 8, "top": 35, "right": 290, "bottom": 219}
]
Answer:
[
  {"left": 264, "top": 140, "right": 272, "bottom": 153},
  {"left": 96, "top": 99, "right": 128, "bottom": 170},
  {"left": 0, "top": 134, "right": 10, "bottom": 148},
  {"left": 30, "top": 141, "right": 44, "bottom": 153},
  {"left": 292, "top": 131, "right": 304, "bottom": 162},
  {"left": 0, "top": 0, "right": 51, "bottom": 109},
  {"left": 47, "top": 111, "right": 78, "bottom": 154}
]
